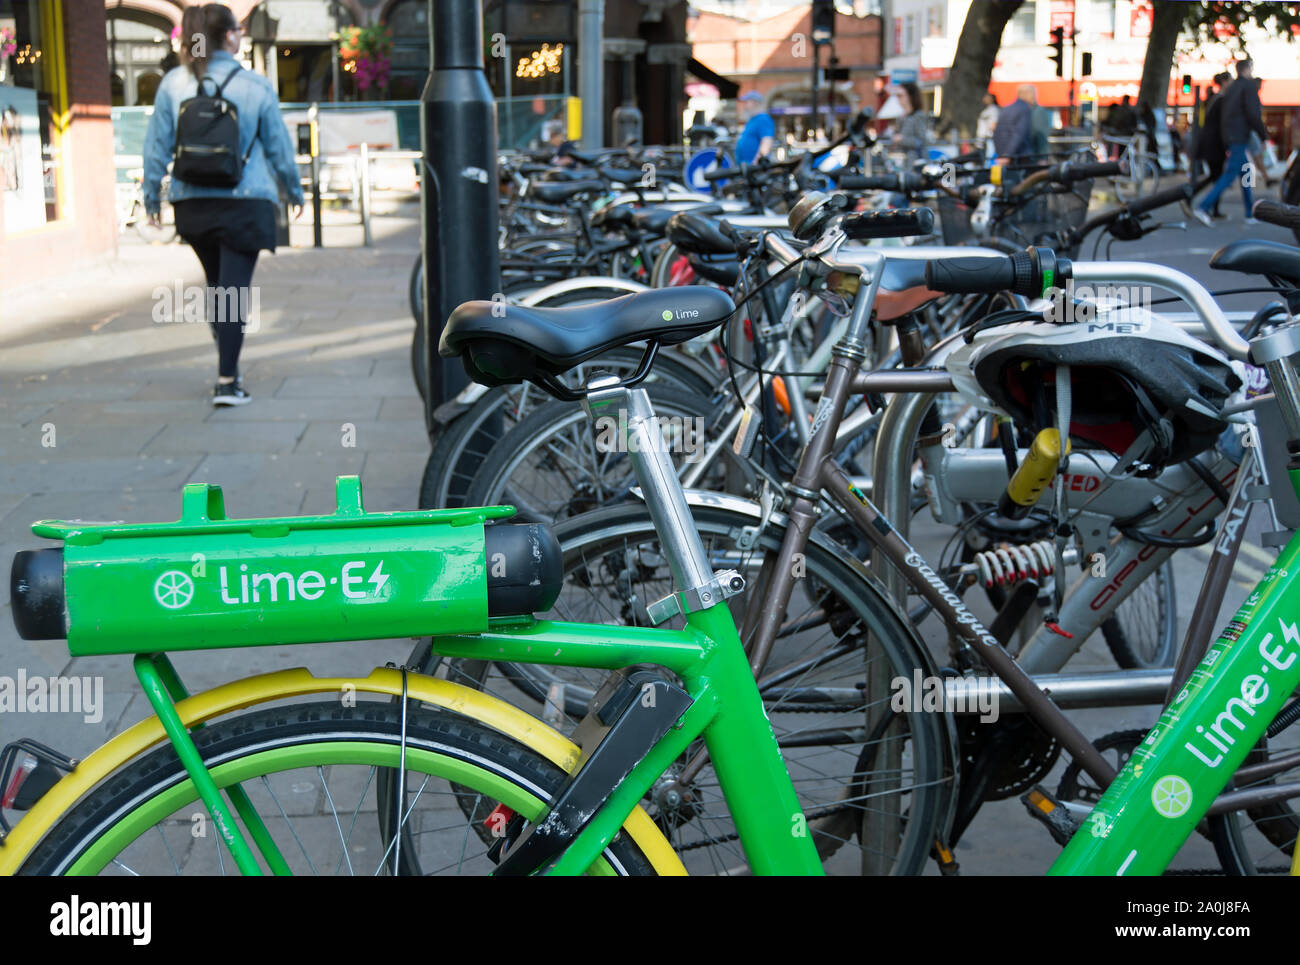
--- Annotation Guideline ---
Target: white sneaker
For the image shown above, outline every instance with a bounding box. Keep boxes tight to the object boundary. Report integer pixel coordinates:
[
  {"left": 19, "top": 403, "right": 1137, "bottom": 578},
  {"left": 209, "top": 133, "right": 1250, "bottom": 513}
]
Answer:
[
  {"left": 1191, "top": 208, "right": 1214, "bottom": 227},
  {"left": 1244, "top": 217, "right": 1260, "bottom": 226}
]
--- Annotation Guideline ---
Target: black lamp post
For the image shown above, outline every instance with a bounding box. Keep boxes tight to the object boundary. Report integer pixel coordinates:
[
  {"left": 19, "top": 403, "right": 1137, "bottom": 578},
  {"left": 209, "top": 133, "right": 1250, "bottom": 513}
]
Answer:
[{"left": 420, "top": 0, "right": 501, "bottom": 427}]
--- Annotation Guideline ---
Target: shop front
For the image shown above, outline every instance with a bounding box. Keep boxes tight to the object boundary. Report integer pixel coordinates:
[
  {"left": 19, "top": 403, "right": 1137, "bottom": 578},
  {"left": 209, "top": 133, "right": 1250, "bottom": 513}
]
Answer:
[{"left": 1, "top": 0, "right": 116, "bottom": 294}]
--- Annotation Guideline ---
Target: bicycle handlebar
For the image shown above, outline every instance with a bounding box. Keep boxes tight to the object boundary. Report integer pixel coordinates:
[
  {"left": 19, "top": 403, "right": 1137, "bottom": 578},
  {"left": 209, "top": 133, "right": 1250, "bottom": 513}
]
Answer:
[
  {"left": 924, "top": 247, "right": 1068, "bottom": 298},
  {"left": 1254, "top": 199, "right": 1300, "bottom": 230},
  {"left": 842, "top": 207, "right": 934, "bottom": 240}
]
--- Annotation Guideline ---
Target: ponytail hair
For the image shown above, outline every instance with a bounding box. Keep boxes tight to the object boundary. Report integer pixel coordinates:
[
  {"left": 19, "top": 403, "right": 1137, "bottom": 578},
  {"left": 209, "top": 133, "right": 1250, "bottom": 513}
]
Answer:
[{"left": 180, "top": 3, "right": 238, "bottom": 80}]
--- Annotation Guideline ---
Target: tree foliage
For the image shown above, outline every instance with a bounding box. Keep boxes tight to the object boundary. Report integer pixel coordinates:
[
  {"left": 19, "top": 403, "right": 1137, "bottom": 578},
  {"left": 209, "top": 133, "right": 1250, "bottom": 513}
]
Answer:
[{"left": 1139, "top": 2, "right": 1298, "bottom": 109}]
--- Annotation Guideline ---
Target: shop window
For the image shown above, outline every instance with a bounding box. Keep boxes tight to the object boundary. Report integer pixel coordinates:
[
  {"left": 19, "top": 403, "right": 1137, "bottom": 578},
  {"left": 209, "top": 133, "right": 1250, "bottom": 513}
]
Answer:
[{"left": 2, "top": 0, "right": 67, "bottom": 228}]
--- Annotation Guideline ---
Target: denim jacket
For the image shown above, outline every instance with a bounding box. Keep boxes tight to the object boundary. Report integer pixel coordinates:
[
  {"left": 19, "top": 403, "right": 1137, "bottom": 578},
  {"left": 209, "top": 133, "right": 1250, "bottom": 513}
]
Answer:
[{"left": 143, "top": 50, "right": 305, "bottom": 215}]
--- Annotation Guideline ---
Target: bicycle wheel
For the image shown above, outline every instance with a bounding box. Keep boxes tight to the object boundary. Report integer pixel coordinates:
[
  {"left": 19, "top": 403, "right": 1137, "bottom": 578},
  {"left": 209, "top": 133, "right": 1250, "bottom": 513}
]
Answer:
[
  {"left": 1102, "top": 559, "right": 1177, "bottom": 669},
  {"left": 19, "top": 701, "right": 657, "bottom": 876},
  {"left": 441, "top": 502, "right": 956, "bottom": 875},
  {"left": 1210, "top": 704, "right": 1300, "bottom": 875},
  {"left": 464, "top": 386, "right": 745, "bottom": 524},
  {"left": 419, "top": 350, "right": 719, "bottom": 510}
]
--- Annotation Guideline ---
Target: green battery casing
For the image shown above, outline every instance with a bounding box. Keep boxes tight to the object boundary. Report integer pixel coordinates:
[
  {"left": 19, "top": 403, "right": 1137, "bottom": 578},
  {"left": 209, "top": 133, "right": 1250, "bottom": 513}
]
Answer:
[{"left": 35, "top": 477, "right": 511, "bottom": 656}]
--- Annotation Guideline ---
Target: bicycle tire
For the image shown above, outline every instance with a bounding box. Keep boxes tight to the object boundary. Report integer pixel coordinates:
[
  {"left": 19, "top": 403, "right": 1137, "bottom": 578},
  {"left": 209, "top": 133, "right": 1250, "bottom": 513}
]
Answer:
[
  {"left": 419, "top": 350, "right": 719, "bottom": 510},
  {"left": 1209, "top": 728, "right": 1300, "bottom": 875},
  {"left": 463, "top": 386, "right": 736, "bottom": 524},
  {"left": 19, "top": 701, "right": 657, "bottom": 876},
  {"left": 438, "top": 501, "right": 956, "bottom": 875},
  {"left": 1101, "top": 559, "right": 1178, "bottom": 669}
]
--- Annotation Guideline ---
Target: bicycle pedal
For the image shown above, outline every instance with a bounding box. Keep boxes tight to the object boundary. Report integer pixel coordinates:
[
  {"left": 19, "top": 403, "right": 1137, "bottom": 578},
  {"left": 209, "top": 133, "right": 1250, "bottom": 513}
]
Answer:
[
  {"left": 1020, "top": 784, "right": 1079, "bottom": 847},
  {"left": 933, "top": 839, "right": 960, "bottom": 876}
]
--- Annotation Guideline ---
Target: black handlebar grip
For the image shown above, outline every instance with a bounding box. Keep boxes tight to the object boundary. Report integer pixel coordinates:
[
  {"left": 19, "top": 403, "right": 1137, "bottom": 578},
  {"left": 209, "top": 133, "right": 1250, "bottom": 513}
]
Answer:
[
  {"left": 1058, "top": 160, "right": 1122, "bottom": 180},
  {"left": 11, "top": 548, "right": 66, "bottom": 640},
  {"left": 702, "top": 166, "right": 734, "bottom": 182},
  {"left": 842, "top": 206, "right": 935, "bottom": 240},
  {"left": 1125, "top": 181, "right": 1193, "bottom": 218},
  {"left": 1253, "top": 199, "right": 1300, "bottom": 229},
  {"left": 836, "top": 174, "right": 900, "bottom": 191},
  {"left": 925, "top": 248, "right": 1045, "bottom": 297}
]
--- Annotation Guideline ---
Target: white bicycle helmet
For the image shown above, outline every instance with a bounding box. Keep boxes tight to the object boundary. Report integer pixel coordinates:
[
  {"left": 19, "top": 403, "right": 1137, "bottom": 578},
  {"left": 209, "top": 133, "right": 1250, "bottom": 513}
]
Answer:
[{"left": 945, "top": 301, "right": 1241, "bottom": 469}]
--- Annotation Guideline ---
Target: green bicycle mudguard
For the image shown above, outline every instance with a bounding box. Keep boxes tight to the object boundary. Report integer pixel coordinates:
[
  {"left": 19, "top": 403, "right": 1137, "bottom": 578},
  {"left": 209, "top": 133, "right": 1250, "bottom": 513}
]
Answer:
[{"left": 11, "top": 476, "right": 527, "bottom": 656}]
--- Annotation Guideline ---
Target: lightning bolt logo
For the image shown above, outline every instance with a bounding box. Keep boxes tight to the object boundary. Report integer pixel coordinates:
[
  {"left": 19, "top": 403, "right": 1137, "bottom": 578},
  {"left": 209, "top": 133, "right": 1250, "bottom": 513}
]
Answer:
[{"left": 368, "top": 561, "right": 390, "bottom": 596}]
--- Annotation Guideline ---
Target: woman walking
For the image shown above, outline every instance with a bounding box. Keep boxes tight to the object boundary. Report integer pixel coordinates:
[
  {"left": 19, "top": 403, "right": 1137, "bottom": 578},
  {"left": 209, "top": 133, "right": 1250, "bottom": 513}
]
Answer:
[
  {"left": 143, "top": 4, "right": 304, "bottom": 406},
  {"left": 890, "top": 82, "right": 930, "bottom": 165}
]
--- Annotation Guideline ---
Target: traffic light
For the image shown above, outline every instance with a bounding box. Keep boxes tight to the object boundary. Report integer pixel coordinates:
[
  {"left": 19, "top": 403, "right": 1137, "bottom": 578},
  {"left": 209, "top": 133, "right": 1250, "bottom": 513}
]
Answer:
[
  {"left": 1081, "top": 51, "right": 1092, "bottom": 76},
  {"left": 1181, "top": 73, "right": 1193, "bottom": 94},
  {"left": 812, "top": 0, "right": 835, "bottom": 44},
  {"left": 1048, "top": 26, "right": 1065, "bottom": 78}
]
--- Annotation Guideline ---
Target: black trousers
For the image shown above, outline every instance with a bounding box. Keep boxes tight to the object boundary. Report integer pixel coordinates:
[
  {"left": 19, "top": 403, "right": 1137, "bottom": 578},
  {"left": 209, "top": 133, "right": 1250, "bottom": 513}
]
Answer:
[
  {"left": 1194, "top": 155, "right": 1227, "bottom": 214},
  {"left": 189, "top": 240, "right": 259, "bottom": 379}
]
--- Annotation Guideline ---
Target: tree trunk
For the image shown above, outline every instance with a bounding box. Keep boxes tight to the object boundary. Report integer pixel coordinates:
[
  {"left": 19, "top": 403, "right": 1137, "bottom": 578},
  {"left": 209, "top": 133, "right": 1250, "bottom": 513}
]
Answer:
[
  {"left": 936, "top": 0, "right": 1024, "bottom": 138},
  {"left": 1138, "top": 0, "right": 1186, "bottom": 110}
]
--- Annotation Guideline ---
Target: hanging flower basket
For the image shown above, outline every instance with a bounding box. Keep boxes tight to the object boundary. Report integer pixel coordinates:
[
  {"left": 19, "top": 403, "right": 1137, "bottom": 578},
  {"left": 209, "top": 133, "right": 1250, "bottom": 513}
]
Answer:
[{"left": 338, "top": 25, "right": 392, "bottom": 93}]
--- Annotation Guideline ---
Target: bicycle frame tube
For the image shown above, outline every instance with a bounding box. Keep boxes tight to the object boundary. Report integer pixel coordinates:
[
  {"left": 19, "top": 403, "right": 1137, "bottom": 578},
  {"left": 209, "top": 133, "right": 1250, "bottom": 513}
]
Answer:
[
  {"left": 1051, "top": 518, "right": 1300, "bottom": 875},
  {"left": 437, "top": 376, "right": 824, "bottom": 874},
  {"left": 430, "top": 614, "right": 824, "bottom": 874}
]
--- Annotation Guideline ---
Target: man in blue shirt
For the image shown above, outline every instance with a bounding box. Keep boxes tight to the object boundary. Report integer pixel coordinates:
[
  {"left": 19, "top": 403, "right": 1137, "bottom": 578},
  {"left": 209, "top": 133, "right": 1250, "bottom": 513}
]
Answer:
[{"left": 735, "top": 91, "right": 775, "bottom": 164}]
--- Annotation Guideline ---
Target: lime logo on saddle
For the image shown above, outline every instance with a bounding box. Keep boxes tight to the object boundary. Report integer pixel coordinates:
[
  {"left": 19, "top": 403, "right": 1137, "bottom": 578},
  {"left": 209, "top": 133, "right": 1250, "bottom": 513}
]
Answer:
[{"left": 662, "top": 308, "right": 700, "bottom": 321}]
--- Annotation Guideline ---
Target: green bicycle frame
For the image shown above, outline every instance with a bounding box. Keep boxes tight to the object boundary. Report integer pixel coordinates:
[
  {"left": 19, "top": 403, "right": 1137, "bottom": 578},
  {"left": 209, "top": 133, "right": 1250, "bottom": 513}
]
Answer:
[
  {"left": 433, "top": 603, "right": 825, "bottom": 875},
  {"left": 17, "top": 470, "right": 824, "bottom": 875},
  {"left": 1051, "top": 466, "right": 1300, "bottom": 875}
]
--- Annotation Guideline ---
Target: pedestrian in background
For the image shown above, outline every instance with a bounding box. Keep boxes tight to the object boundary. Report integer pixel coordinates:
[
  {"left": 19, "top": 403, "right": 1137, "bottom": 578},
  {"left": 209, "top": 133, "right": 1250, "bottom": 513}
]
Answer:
[
  {"left": 1195, "top": 59, "right": 1268, "bottom": 227},
  {"left": 1193, "top": 72, "right": 1232, "bottom": 218},
  {"left": 993, "top": 84, "right": 1037, "bottom": 161},
  {"left": 891, "top": 82, "right": 930, "bottom": 165},
  {"left": 976, "top": 92, "right": 1000, "bottom": 160},
  {"left": 143, "top": 3, "right": 304, "bottom": 406},
  {"left": 735, "top": 91, "right": 775, "bottom": 165}
]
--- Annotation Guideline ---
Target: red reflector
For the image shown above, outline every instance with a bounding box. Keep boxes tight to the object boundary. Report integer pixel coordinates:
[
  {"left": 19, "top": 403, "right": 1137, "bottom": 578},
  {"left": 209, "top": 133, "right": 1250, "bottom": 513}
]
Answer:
[
  {"left": 1, "top": 755, "right": 37, "bottom": 809},
  {"left": 483, "top": 803, "right": 516, "bottom": 838}
]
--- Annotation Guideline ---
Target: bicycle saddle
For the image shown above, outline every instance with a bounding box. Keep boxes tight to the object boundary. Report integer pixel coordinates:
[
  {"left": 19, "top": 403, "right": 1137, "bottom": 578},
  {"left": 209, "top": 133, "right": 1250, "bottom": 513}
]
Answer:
[
  {"left": 689, "top": 253, "right": 740, "bottom": 287},
  {"left": 1209, "top": 239, "right": 1300, "bottom": 287},
  {"left": 529, "top": 179, "right": 607, "bottom": 204},
  {"left": 635, "top": 203, "right": 722, "bottom": 235},
  {"left": 667, "top": 212, "right": 738, "bottom": 255},
  {"left": 600, "top": 166, "right": 644, "bottom": 185},
  {"left": 440, "top": 287, "right": 735, "bottom": 386}
]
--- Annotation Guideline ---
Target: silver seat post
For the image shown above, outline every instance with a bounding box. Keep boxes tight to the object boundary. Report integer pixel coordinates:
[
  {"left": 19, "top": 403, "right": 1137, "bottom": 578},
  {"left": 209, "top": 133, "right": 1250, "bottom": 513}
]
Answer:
[{"left": 581, "top": 377, "right": 743, "bottom": 624}]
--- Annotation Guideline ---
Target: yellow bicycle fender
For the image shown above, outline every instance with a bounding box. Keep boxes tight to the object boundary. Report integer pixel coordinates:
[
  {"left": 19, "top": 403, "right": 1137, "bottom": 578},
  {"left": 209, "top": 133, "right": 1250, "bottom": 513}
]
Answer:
[{"left": 0, "top": 667, "right": 686, "bottom": 876}]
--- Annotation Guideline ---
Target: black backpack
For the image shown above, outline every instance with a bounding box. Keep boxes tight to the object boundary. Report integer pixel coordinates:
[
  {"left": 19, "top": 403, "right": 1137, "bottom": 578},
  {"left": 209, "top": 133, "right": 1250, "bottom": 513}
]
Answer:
[{"left": 173, "top": 66, "right": 254, "bottom": 187}]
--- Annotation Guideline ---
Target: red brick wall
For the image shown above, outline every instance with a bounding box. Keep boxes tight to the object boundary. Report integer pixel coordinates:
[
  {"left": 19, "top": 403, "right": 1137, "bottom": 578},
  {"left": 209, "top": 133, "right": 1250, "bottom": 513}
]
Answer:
[
  {"left": 0, "top": 1, "right": 116, "bottom": 294},
  {"left": 691, "top": 8, "right": 883, "bottom": 109}
]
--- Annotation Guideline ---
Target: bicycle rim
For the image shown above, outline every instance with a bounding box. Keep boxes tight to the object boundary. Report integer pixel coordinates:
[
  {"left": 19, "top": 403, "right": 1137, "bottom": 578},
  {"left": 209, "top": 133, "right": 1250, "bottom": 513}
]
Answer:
[{"left": 20, "top": 702, "right": 656, "bottom": 876}]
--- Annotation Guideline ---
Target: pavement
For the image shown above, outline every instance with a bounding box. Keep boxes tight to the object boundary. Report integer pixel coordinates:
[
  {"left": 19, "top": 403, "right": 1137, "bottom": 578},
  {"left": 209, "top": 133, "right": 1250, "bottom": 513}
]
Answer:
[
  {"left": 0, "top": 187, "right": 1294, "bottom": 874},
  {"left": 0, "top": 201, "right": 428, "bottom": 767}
]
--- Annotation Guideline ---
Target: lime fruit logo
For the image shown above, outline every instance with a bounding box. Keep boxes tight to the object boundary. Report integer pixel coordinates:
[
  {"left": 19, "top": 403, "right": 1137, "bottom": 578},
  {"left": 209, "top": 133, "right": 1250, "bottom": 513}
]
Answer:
[
  {"left": 661, "top": 309, "right": 673, "bottom": 321},
  {"left": 154, "top": 570, "right": 195, "bottom": 610},
  {"left": 1151, "top": 775, "right": 1192, "bottom": 818}
]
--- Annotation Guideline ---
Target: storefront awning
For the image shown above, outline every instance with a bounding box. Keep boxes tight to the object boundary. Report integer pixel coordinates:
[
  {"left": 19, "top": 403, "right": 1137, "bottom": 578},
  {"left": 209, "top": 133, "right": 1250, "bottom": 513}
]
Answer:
[
  {"left": 989, "top": 77, "right": 1299, "bottom": 109},
  {"left": 687, "top": 58, "right": 739, "bottom": 100}
]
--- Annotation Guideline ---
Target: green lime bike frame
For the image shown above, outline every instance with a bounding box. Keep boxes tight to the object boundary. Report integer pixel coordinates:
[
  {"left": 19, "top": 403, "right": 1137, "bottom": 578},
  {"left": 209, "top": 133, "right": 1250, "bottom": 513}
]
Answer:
[{"left": 1050, "top": 464, "right": 1300, "bottom": 874}]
